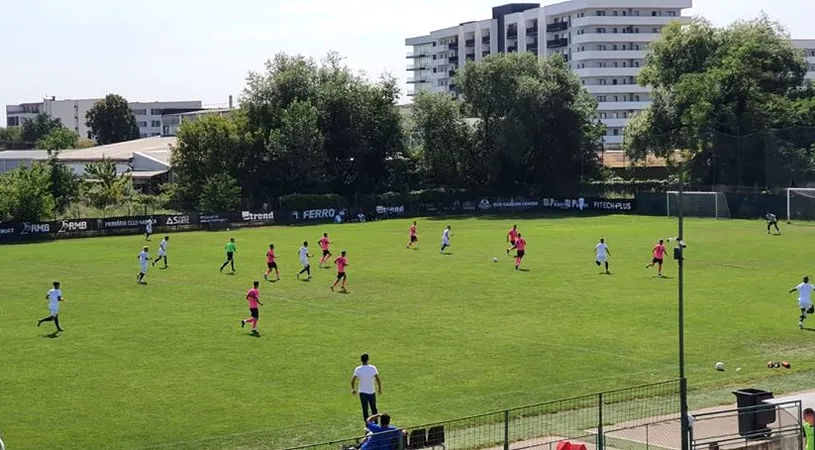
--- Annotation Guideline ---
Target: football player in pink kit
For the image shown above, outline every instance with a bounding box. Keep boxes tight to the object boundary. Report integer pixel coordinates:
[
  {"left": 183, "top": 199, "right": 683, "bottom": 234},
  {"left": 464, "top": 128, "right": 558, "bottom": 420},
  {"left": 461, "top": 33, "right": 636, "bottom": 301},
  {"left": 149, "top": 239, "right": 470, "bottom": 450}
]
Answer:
[
  {"left": 506, "top": 225, "right": 519, "bottom": 254},
  {"left": 406, "top": 221, "right": 418, "bottom": 249},
  {"left": 240, "top": 281, "right": 263, "bottom": 335},
  {"left": 264, "top": 244, "right": 280, "bottom": 281},
  {"left": 318, "top": 233, "right": 332, "bottom": 267},
  {"left": 508, "top": 233, "right": 527, "bottom": 270},
  {"left": 331, "top": 251, "right": 349, "bottom": 292},
  {"left": 646, "top": 239, "right": 667, "bottom": 277}
]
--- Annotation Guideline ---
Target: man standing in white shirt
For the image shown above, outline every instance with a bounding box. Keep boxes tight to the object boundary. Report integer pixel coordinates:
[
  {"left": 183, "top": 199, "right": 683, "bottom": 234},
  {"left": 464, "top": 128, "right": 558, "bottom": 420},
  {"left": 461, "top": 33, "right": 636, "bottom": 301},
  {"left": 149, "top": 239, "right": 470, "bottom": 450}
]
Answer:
[
  {"left": 297, "top": 241, "right": 312, "bottom": 280},
  {"left": 37, "top": 281, "right": 65, "bottom": 332},
  {"left": 594, "top": 238, "right": 611, "bottom": 274},
  {"left": 440, "top": 226, "right": 452, "bottom": 254},
  {"left": 789, "top": 276, "right": 815, "bottom": 329},
  {"left": 153, "top": 236, "right": 169, "bottom": 269},
  {"left": 137, "top": 246, "right": 151, "bottom": 284},
  {"left": 351, "top": 353, "right": 382, "bottom": 423},
  {"left": 145, "top": 219, "right": 153, "bottom": 241}
]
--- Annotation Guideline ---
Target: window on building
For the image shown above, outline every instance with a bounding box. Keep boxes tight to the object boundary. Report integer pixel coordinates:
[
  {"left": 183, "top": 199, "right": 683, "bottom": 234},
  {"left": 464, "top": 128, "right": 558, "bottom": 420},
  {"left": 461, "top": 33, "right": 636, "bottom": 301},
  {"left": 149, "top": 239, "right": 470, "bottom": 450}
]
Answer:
[
  {"left": 622, "top": 11, "right": 627, "bottom": 16},
  {"left": 613, "top": 129, "right": 620, "bottom": 136},
  {"left": 132, "top": 109, "right": 147, "bottom": 115},
  {"left": 653, "top": 28, "right": 660, "bottom": 33},
  {"left": 635, "top": 95, "right": 640, "bottom": 101},
  {"left": 623, "top": 112, "right": 628, "bottom": 118},
  {"left": 623, "top": 95, "right": 628, "bottom": 101},
  {"left": 598, "top": 45, "right": 606, "bottom": 51},
  {"left": 150, "top": 108, "right": 162, "bottom": 115},
  {"left": 622, "top": 62, "right": 627, "bottom": 67},
  {"left": 596, "top": 28, "right": 606, "bottom": 33},
  {"left": 634, "top": 44, "right": 640, "bottom": 50},
  {"left": 622, "top": 45, "right": 627, "bottom": 50},
  {"left": 612, "top": 79, "right": 618, "bottom": 85},
  {"left": 600, "top": 79, "right": 607, "bottom": 85},
  {"left": 612, "top": 10, "right": 618, "bottom": 16},
  {"left": 634, "top": 61, "right": 640, "bottom": 67},
  {"left": 612, "top": 62, "right": 618, "bottom": 68},
  {"left": 668, "top": 11, "right": 676, "bottom": 16},
  {"left": 151, "top": 120, "right": 161, "bottom": 127},
  {"left": 137, "top": 121, "right": 147, "bottom": 127},
  {"left": 599, "top": 113, "right": 607, "bottom": 119},
  {"left": 651, "top": 11, "right": 657, "bottom": 16},
  {"left": 7, "top": 117, "right": 19, "bottom": 126},
  {"left": 613, "top": 96, "right": 618, "bottom": 102},
  {"left": 612, "top": 44, "right": 618, "bottom": 50},
  {"left": 597, "top": 96, "right": 606, "bottom": 102},
  {"left": 612, "top": 28, "right": 618, "bottom": 34},
  {"left": 596, "top": 10, "right": 606, "bottom": 16},
  {"left": 633, "top": 10, "right": 639, "bottom": 16}
]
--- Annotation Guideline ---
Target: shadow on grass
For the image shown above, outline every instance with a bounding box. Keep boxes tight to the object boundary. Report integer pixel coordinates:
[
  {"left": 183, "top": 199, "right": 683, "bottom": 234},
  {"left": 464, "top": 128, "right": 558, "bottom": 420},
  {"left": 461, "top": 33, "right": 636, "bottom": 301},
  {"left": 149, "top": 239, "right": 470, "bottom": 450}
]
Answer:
[
  {"left": 247, "top": 332, "right": 262, "bottom": 338},
  {"left": 517, "top": 268, "right": 531, "bottom": 272},
  {"left": 42, "top": 331, "right": 61, "bottom": 338}
]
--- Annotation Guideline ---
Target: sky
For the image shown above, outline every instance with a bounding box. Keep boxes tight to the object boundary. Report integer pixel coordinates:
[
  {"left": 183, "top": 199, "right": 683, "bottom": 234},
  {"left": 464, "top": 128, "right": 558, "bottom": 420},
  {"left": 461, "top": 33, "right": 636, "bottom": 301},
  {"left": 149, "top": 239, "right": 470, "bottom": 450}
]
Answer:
[{"left": 1, "top": 0, "right": 813, "bottom": 127}]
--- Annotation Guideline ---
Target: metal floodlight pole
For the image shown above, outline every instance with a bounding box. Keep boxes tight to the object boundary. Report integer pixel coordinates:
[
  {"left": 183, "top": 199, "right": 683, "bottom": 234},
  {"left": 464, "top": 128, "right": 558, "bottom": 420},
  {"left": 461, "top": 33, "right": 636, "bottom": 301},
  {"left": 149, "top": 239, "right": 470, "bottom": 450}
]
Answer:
[{"left": 677, "top": 174, "right": 689, "bottom": 450}]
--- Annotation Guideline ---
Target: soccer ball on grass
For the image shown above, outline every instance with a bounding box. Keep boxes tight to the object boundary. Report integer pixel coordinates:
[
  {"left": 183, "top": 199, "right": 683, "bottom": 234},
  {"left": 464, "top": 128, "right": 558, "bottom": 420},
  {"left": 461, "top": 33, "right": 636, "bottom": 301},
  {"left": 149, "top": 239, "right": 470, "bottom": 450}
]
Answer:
[
  {"left": 492, "top": 257, "right": 499, "bottom": 263},
  {"left": 714, "top": 361, "right": 725, "bottom": 371}
]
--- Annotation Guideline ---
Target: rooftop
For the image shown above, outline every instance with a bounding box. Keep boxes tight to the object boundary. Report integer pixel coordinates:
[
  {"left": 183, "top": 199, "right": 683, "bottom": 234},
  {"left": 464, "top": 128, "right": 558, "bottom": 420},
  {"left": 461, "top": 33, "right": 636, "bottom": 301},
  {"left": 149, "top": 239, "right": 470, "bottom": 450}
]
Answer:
[
  {"left": 55, "top": 137, "right": 176, "bottom": 163},
  {"left": 0, "top": 150, "right": 51, "bottom": 160}
]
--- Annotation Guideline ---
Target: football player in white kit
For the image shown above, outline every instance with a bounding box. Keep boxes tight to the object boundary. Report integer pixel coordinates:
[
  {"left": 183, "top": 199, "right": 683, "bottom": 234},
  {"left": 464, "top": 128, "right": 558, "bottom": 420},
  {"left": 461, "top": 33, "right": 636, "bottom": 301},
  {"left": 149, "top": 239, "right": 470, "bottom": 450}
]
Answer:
[
  {"left": 37, "top": 281, "right": 65, "bottom": 332},
  {"left": 137, "top": 246, "right": 151, "bottom": 284},
  {"left": 153, "top": 236, "right": 169, "bottom": 269},
  {"left": 297, "top": 241, "right": 313, "bottom": 280},
  {"left": 440, "top": 226, "right": 452, "bottom": 254},
  {"left": 144, "top": 219, "right": 153, "bottom": 241},
  {"left": 789, "top": 276, "right": 815, "bottom": 329},
  {"left": 594, "top": 238, "right": 611, "bottom": 274}
]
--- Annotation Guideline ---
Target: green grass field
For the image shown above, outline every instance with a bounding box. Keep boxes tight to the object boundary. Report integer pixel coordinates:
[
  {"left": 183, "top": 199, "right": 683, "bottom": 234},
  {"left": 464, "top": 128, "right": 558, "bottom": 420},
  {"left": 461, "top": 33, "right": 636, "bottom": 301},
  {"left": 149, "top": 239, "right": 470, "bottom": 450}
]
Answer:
[{"left": 2, "top": 215, "right": 815, "bottom": 450}]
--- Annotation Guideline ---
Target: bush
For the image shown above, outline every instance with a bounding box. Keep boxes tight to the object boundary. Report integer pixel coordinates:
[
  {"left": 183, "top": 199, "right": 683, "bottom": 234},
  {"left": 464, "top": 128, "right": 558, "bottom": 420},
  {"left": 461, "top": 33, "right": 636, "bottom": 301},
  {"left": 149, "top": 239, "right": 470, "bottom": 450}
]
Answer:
[{"left": 199, "top": 174, "right": 241, "bottom": 212}]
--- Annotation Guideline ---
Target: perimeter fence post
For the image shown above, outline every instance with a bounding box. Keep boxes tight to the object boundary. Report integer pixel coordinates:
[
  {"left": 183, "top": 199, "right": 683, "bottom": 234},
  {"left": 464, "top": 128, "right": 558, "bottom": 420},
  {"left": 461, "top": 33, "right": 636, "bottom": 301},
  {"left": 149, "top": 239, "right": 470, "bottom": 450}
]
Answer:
[
  {"left": 597, "top": 392, "right": 604, "bottom": 450},
  {"left": 504, "top": 409, "right": 510, "bottom": 450}
]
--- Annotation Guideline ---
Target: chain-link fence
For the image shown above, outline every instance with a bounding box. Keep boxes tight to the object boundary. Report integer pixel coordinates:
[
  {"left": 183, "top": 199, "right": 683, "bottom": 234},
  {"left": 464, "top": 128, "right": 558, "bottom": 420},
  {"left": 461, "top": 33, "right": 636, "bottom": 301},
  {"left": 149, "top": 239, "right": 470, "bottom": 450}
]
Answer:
[{"left": 284, "top": 380, "right": 681, "bottom": 450}]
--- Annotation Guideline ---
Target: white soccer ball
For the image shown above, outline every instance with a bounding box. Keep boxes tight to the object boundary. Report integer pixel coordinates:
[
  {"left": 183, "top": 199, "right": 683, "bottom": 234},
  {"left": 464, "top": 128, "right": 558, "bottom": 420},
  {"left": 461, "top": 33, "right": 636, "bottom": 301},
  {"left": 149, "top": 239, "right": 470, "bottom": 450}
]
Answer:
[
  {"left": 492, "top": 257, "right": 499, "bottom": 263},
  {"left": 715, "top": 362, "right": 725, "bottom": 371}
]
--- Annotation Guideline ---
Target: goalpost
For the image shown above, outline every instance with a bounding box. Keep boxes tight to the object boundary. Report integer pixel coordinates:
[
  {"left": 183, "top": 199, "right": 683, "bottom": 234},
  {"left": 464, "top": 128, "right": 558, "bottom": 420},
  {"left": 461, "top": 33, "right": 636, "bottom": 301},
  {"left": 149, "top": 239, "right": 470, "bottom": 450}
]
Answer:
[
  {"left": 666, "top": 191, "right": 731, "bottom": 219},
  {"left": 785, "top": 188, "right": 815, "bottom": 223}
]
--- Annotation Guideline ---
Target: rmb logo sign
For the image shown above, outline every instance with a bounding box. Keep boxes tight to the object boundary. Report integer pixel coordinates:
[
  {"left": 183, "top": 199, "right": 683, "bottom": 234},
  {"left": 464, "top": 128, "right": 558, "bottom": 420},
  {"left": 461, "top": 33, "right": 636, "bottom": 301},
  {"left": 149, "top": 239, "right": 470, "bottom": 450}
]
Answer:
[
  {"left": 21, "top": 222, "right": 51, "bottom": 235},
  {"left": 58, "top": 220, "right": 89, "bottom": 233}
]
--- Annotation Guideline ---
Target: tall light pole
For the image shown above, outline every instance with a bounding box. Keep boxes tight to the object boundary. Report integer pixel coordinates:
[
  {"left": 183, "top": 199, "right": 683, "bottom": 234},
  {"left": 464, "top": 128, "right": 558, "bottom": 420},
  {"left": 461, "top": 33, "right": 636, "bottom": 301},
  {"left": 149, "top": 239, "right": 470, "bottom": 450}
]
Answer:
[{"left": 677, "top": 174, "right": 689, "bottom": 450}]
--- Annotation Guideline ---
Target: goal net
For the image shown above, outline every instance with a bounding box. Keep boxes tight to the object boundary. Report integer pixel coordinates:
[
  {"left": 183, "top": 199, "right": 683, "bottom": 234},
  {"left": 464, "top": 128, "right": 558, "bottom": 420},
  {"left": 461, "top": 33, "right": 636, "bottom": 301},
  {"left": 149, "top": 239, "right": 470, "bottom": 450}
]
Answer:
[
  {"left": 786, "top": 188, "right": 815, "bottom": 222},
  {"left": 666, "top": 191, "right": 731, "bottom": 219}
]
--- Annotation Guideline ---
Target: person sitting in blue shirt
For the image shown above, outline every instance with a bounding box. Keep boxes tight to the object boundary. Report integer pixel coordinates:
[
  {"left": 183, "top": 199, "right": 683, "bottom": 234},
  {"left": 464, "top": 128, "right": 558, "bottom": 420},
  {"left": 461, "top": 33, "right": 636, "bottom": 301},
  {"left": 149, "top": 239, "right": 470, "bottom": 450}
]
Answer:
[{"left": 360, "top": 413, "right": 402, "bottom": 450}]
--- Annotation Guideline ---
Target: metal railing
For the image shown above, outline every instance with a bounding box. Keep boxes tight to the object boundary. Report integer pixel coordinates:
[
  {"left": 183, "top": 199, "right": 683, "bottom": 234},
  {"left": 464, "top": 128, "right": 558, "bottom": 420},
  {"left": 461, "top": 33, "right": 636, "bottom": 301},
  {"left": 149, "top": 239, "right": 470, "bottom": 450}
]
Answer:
[
  {"left": 691, "top": 400, "right": 803, "bottom": 450},
  {"left": 284, "top": 380, "right": 680, "bottom": 450}
]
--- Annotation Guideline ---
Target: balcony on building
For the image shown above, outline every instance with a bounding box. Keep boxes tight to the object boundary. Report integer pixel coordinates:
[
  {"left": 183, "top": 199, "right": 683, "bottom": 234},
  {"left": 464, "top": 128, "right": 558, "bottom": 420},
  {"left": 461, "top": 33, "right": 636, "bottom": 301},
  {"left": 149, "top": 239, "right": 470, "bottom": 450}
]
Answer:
[
  {"left": 507, "top": 28, "right": 518, "bottom": 39},
  {"left": 547, "top": 21, "right": 568, "bottom": 33},
  {"left": 465, "top": 38, "right": 475, "bottom": 47},
  {"left": 449, "top": 69, "right": 456, "bottom": 77},
  {"left": 448, "top": 41, "right": 459, "bottom": 50},
  {"left": 448, "top": 55, "right": 458, "bottom": 63},
  {"left": 465, "top": 54, "right": 475, "bottom": 61},
  {"left": 482, "top": 36, "right": 490, "bottom": 44},
  {"left": 526, "top": 23, "right": 538, "bottom": 35},
  {"left": 406, "top": 62, "right": 427, "bottom": 71},
  {"left": 547, "top": 38, "right": 568, "bottom": 49},
  {"left": 508, "top": 46, "right": 518, "bottom": 52},
  {"left": 406, "top": 51, "right": 427, "bottom": 59},
  {"left": 407, "top": 77, "right": 428, "bottom": 84},
  {"left": 482, "top": 51, "right": 490, "bottom": 58}
]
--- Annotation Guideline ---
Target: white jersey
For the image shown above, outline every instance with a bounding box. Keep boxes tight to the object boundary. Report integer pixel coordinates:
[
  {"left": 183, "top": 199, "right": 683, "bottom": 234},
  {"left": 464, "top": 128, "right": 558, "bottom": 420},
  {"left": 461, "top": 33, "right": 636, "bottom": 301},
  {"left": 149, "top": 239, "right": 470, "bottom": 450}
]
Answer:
[
  {"left": 158, "top": 239, "right": 168, "bottom": 255},
  {"left": 299, "top": 247, "right": 310, "bottom": 265},
  {"left": 138, "top": 251, "right": 150, "bottom": 266},
  {"left": 442, "top": 229, "right": 451, "bottom": 243},
  {"left": 48, "top": 288, "right": 62, "bottom": 313},
  {"left": 595, "top": 243, "right": 609, "bottom": 259},
  {"left": 145, "top": 222, "right": 153, "bottom": 233},
  {"left": 796, "top": 283, "right": 814, "bottom": 307}
]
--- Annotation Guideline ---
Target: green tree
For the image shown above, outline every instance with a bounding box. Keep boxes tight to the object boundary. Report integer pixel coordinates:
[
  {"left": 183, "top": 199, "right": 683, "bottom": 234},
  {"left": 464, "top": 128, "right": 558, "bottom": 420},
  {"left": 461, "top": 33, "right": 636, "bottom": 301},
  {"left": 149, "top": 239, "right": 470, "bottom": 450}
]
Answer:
[
  {"left": 199, "top": 173, "right": 241, "bottom": 212},
  {"left": 457, "top": 52, "right": 604, "bottom": 193},
  {"left": 21, "top": 113, "right": 63, "bottom": 144},
  {"left": 85, "top": 94, "right": 141, "bottom": 144},
  {"left": 172, "top": 112, "right": 250, "bottom": 208},
  {"left": 625, "top": 15, "right": 815, "bottom": 187},
  {"left": 45, "top": 150, "right": 81, "bottom": 213},
  {"left": 0, "top": 163, "right": 56, "bottom": 222},
  {"left": 83, "top": 158, "right": 131, "bottom": 209},
  {"left": 0, "top": 126, "right": 24, "bottom": 150},
  {"left": 411, "top": 91, "right": 477, "bottom": 188},
  {"left": 36, "top": 127, "right": 79, "bottom": 151}
]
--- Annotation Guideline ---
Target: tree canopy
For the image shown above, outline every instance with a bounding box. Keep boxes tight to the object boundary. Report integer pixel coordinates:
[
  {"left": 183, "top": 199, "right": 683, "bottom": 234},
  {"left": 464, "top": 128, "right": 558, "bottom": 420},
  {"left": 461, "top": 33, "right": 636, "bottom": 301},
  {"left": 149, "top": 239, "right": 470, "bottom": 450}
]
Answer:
[
  {"left": 85, "top": 94, "right": 141, "bottom": 144},
  {"left": 21, "top": 113, "right": 63, "bottom": 144},
  {"left": 624, "top": 15, "right": 815, "bottom": 187}
]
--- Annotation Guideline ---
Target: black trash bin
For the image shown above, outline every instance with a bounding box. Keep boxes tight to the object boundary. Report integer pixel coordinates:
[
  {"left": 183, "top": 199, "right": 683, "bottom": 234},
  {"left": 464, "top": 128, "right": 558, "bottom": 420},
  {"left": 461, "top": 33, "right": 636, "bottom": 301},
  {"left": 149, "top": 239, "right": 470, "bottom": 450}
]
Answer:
[{"left": 732, "top": 388, "right": 776, "bottom": 438}]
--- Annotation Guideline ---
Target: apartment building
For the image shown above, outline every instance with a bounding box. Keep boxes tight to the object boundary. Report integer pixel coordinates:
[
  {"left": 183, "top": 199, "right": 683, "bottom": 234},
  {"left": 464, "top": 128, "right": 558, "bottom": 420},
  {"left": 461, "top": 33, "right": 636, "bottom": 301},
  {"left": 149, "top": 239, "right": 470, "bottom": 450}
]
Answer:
[
  {"left": 793, "top": 39, "right": 815, "bottom": 82},
  {"left": 406, "top": 0, "right": 691, "bottom": 148},
  {"left": 5, "top": 97, "right": 202, "bottom": 140}
]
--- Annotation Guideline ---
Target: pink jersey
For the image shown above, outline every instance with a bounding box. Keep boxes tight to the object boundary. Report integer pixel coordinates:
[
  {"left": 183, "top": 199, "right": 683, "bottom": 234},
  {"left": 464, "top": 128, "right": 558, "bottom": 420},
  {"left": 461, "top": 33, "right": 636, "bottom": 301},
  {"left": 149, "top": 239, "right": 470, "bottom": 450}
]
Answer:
[
  {"left": 410, "top": 225, "right": 417, "bottom": 236},
  {"left": 515, "top": 238, "right": 527, "bottom": 251},
  {"left": 653, "top": 244, "right": 666, "bottom": 259},
  {"left": 508, "top": 228, "right": 518, "bottom": 240},
  {"left": 335, "top": 256, "right": 348, "bottom": 273},
  {"left": 266, "top": 250, "right": 275, "bottom": 263},
  {"left": 246, "top": 288, "right": 259, "bottom": 308},
  {"left": 319, "top": 237, "right": 330, "bottom": 250}
]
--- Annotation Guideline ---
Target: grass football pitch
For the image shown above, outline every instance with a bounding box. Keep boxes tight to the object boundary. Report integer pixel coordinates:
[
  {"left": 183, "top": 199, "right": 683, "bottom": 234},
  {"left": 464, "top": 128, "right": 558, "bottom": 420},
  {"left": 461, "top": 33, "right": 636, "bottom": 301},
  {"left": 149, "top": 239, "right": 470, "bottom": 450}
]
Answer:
[{"left": 2, "top": 215, "right": 815, "bottom": 450}]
